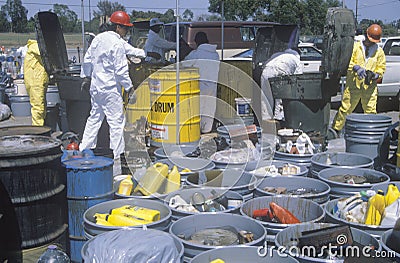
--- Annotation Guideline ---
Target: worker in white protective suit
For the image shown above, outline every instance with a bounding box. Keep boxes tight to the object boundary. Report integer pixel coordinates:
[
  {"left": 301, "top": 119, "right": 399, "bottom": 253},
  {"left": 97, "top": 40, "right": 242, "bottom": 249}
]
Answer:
[
  {"left": 16, "top": 44, "right": 27, "bottom": 76},
  {"left": 144, "top": 18, "right": 176, "bottom": 63},
  {"left": 79, "top": 11, "right": 145, "bottom": 165},
  {"left": 184, "top": 32, "right": 220, "bottom": 133},
  {"left": 260, "top": 48, "right": 303, "bottom": 121}
]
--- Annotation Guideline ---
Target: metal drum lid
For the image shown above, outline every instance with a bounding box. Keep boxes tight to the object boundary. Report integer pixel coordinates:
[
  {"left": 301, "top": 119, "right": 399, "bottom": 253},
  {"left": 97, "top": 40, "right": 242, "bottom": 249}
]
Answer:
[
  {"left": 0, "top": 125, "right": 52, "bottom": 137},
  {"left": 64, "top": 156, "right": 114, "bottom": 170},
  {"left": 0, "top": 135, "right": 61, "bottom": 157}
]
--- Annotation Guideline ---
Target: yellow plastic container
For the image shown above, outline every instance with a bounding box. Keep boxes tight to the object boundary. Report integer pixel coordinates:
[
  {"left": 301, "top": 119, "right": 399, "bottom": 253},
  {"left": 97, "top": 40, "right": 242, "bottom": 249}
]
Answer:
[
  {"left": 126, "top": 82, "right": 151, "bottom": 124},
  {"left": 117, "top": 176, "right": 134, "bottom": 196},
  {"left": 134, "top": 163, "right": 169, "bottom": 196},
  {"left": 149, "top": 68, "right": 200, "bottom": 145},
  {"left": 95, "top": 218, "right": 114, "bottom": 227},
  {"left": 385, "top": 184, "right": 400, "bottom": 206},
  {"left": 110, "top": 205, "right": 160, "bottom": 222},
  {"left": 165, "top": 165, "right": 181, "bottom": 194},
  {"left": 106, "top": 214, "right": 149, "bottom": 227},
  {"left": 365, "top": 190, "right": 385, "bottom": 225}
]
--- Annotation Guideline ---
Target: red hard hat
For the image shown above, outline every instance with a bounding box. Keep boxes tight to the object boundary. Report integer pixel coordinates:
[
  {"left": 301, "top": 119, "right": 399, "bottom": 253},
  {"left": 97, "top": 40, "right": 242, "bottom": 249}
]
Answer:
[
  {"left": 366, "top": 24, "right": 382, "bottom": 43},
  {"left": 110, "top": 11, "right": 133, "bottom": 27}
]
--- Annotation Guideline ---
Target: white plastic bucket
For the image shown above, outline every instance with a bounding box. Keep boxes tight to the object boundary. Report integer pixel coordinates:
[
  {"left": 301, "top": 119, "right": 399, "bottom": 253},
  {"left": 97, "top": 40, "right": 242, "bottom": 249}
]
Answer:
[{"left": 235, "top": 97, "right": 252, "bottom": 116}]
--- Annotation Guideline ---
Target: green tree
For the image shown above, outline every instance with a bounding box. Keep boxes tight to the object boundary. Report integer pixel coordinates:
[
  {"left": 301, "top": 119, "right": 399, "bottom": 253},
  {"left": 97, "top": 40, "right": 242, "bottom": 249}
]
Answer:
[
  {"left": 161, "top": 9, "right": 175, "bottom": 23},
  {"left": 197, "top": 13, "right": 222, "bottom": 21},
  {"left": 303, "top": 0, "right": 339, "bottom": 35},
  {"left": 1, "top": 0, "right": 28, "bottom": 33},
  {"left": 52, "top": 4, "right": 79, "bottom": 33},
  {"left": 26, "top": 17, "right": 35, "bottom": 32},
  {"left": 267, "top": 0, "right": 304, "bottom": 24},
  {"left": 130, "top": 9, "right": 175, "bottom": 24},
  {"left": 208, "top": 0, "right": 269, "bottom": 21},
  {"left": 94, "top": 1, "right": 126, "bottom": 18},
  {"left": 182, "top": 9, "right": 194, "bottom": 21},
  {"left": 0, "top": 9, "right": 10, "bottom": 32},
  {"left": 131, "top": 10, "right": 164, "bottom": 21}
]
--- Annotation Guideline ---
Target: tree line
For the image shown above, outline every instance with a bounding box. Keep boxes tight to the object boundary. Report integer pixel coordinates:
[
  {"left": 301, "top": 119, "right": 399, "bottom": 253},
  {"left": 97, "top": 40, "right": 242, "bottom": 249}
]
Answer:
[{"left": 0, "top": 0, "right": 399, "bottom": 36}]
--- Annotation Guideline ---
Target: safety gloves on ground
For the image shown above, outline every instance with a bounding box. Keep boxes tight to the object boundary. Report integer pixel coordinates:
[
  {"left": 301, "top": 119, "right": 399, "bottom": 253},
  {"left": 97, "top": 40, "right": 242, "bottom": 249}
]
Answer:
[
  {"left": 81, "top": 77, "right": 91, "bottom": 91},
  {"left": 353, "top": 65, "right": 366, "bottom": 79}
]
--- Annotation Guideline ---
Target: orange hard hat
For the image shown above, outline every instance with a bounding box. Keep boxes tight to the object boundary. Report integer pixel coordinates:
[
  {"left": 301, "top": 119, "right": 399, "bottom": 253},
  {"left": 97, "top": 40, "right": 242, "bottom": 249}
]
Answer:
[
  {"left": 110, "top": 11, "right": 133, "bottom": 27},
  {"left": 366, "top": 24, "right": 382, "bottom": 43}
]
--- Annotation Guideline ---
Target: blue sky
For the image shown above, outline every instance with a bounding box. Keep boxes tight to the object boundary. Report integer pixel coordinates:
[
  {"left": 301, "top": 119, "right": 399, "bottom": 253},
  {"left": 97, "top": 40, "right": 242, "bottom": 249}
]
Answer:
[{"left": 12, "top": 0, "right": 400, "bottom": 23}]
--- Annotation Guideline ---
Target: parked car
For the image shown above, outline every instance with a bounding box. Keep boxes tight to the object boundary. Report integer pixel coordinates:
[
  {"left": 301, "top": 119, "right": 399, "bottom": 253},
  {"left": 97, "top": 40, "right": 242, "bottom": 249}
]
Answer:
[
  {"left": 225, "top": 42, "right": 322, "bottom": 73},
  {"left": 379, "top": 36, "right": 400, "bottom": 110},
  {"left": 164, "top": 21, "right": 278, "bottom": 59},
  {"left": 378, "top": 37, "right": 387, "bottom": 48}
]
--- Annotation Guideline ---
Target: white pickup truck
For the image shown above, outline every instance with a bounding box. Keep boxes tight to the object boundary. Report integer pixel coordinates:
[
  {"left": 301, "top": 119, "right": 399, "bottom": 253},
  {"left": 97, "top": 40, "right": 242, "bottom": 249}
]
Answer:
[{"left": 380, "top": 36, "right": 400, "bottom": 110}]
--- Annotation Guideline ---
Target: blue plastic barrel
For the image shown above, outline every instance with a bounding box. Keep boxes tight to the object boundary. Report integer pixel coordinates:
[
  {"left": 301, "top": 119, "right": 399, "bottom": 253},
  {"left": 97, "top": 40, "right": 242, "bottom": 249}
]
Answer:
[{"left": 63, "top": 156, "right": 114, "bottom": 263}]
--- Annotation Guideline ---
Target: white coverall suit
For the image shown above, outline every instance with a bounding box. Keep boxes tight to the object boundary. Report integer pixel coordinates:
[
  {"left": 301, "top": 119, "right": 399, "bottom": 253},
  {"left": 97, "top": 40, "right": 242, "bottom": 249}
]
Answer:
[
  {"left": 80, "top": 31, "right": 142, "bottom": 159},
  {"left": 184, "top": 44, "right": 220, "bottom": 133},
  {"left": 261, "top": 49, "right": 303, "bottom": 121},
  {"left": 144, "top": 30, "right": 176, "bottom": 63}
]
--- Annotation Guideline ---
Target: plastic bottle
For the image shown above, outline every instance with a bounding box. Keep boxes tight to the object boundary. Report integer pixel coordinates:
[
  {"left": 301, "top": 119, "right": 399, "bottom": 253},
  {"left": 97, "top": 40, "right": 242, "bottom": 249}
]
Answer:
[
  {"left": 165, "top": 165, "right": 181, "bottom": 193},
  {"left": 117, "top": 175, "right": 134, "bottom": 196},
  {"left": 37, "top": 245, "right": 70, "bottom": 263},
  {"left": 210, "top": 189, "right": 228, "bottom": 208},
  {"left": 134, "top": 163, "right": 169, "bottom": 196}
]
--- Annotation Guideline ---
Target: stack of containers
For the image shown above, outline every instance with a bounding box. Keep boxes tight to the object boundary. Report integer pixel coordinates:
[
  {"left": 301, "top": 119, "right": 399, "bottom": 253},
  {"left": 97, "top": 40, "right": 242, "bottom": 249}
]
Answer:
[{"left": 62, "top": 154, "right": 114, "bottom": 262}]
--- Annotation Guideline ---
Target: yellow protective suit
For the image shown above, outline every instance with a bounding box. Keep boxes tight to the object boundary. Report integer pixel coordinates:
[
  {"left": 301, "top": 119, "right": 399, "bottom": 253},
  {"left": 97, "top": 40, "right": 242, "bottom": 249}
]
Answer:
[
  {"left": 332, "top": 40, "right": 386, "bottom": 131},
  {"left": 24, "top": 39, "right": 49, "bottom": 126}
]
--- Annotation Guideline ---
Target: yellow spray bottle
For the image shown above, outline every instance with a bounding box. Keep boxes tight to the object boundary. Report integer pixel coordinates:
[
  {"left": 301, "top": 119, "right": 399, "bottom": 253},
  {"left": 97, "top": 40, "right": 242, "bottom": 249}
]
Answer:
[
  {"left": 165, "top": 165, "right": 181, "bottom": 194},
  {"left": 365, "top": 190, "right": 386, "bottom": 225},
  {"left": 385, "top": 184, "right": 400, "bottom": 206}
]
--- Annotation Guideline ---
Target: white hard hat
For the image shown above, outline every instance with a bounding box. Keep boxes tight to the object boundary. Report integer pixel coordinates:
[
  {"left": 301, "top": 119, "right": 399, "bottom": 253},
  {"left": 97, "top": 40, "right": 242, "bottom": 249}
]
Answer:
[{"left": 149, "top": 18, "right": 163, "bottom": 27}]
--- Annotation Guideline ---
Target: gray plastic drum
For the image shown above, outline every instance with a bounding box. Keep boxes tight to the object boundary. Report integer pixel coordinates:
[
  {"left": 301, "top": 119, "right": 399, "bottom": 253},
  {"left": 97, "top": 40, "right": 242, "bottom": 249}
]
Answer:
[
  {"left": 83, "top": 199, "right": 172, "bottom": 237},
  {"left": 169, "top": 213, "right": 266, "bottom": 260},
  {"left": 164, "top": 187, "right": 244, "bottom": 221},
  {"left": 275, "top": 222, "right": 381, "bottom": 263},
  {"left": 190, "top": 246, "right": 299, "bottom": 263},
  {"left": 346, "top": 113, "right": 392, "bottom": 130},
  {"left": 324, "top": 199, "right": 392, "bottom": 238},
  {"left": 254, "top": 176, "right": 330, "bottom": 204},
  {"left": 317, "top": 167, "right": 390, "bottom": 198},
  {"left": 81, "top": 228, "right": 184, "bottom": 263},
  {"left": 153, "top": 145, "right": 198, "bottom": 160},
  {"left": 274, "top": 151, "right": 313, "bottom": 168},
  {"left": 380, "top": 229, "right": 400, "bottom": 260},
  {"left": 250, "top": 160, "right": 309, "bottom": 179},
  {"left": 240, "top": 196, "right": 325, "bottom": 236},
  {"left": 371, "top": 182, "right": 400, "bottom": 194},
  {"left": 185, "top": 168, "right": 257, "bottom": 199},
  {"left": 157, "top": 157, "right": 215, "bottom": 184},
  {"left": 310, "top": 152, "right": 374, "bottom": 178}
]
